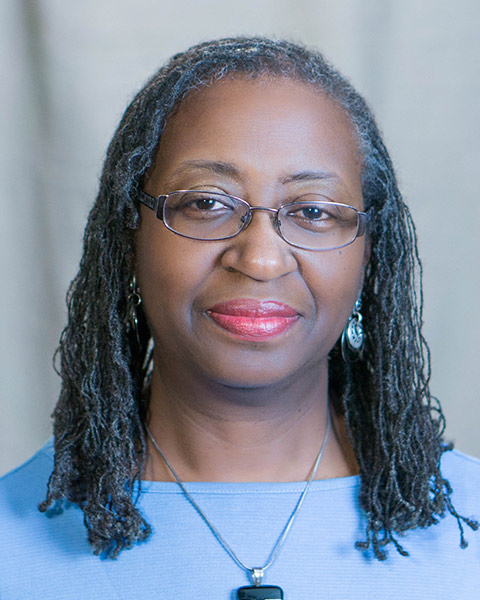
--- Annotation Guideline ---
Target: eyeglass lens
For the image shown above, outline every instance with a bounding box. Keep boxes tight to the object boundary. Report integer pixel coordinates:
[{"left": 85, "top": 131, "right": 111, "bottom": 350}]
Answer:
[{"left": 163, "top": 191, "right": 361, "bottom": 250}]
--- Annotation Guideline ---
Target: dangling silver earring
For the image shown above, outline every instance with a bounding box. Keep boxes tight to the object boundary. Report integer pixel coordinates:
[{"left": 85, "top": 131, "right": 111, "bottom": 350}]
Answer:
[
  {"left": 341, "top": 299, "right": 365, "bottom": 363},
  {"left": 126, "top": 275, "right": 142, "bottom": 343}
]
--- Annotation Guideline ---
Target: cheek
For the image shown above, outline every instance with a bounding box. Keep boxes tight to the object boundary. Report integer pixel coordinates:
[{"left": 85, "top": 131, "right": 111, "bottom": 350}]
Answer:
[
  {"left": 135, "top": 226, "right": 215, "bottom": 333},
  {"left": 137, "top": 220, "right": 189, "bottom": 291},
  {"left": 308, "top": 245, "right": 365, "bottom": 288},
  {"left": 304, "top": 244, "right": 366, "bottom": 325}
]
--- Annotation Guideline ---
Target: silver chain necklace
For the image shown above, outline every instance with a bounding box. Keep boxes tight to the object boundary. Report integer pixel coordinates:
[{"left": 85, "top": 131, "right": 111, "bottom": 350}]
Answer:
[{"left": 145, "top": 407, "right": 331, "bottom": 599}]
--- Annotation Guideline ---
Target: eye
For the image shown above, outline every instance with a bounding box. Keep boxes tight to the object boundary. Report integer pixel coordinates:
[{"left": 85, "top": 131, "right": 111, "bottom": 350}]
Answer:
[
  {"left": 167, "top": 191, "right": 238, "bottom": 220},
  {"left": 298, "top": 205, "right": 327, "bottom": 220},
  {"left": 192, "top": 196, "right": 224, "bottom": 211},
  {"left": 285, "top": 203, "right": 332, "bottom": 228},
  {"left": 282, "top": 201, "right": 358, "bottom": 235}
]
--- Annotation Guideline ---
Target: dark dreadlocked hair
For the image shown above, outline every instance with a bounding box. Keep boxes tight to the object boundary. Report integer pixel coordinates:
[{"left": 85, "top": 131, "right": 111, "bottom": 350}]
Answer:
[{"left": 39, "top": 36, "right": 477, "bottom": 559}]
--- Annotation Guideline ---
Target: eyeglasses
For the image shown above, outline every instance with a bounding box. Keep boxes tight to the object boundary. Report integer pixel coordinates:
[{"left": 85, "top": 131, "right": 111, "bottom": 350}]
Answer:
[{"left": 138, "top": 190, "right": 367, "bottom": 251}]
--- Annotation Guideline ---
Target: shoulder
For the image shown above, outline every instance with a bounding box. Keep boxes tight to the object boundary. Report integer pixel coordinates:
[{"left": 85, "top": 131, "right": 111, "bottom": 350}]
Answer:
[
  {"left": 0, "top": 441, "right": 118, "bottom": 598},
  {"left": 436, "top": 447, "right": 480, "bottom": 554},
  {"left": 441, "top": 447, "right": 480, "bottom": 512},
  {"left": 0, "top": 439, "right": 54, "bottom": 516},
  {"left": 0, "top": 439, "right": 61, "bottom": 555},
  {"left": 441, "top": 447, "right": 480, "bottom": 473}
]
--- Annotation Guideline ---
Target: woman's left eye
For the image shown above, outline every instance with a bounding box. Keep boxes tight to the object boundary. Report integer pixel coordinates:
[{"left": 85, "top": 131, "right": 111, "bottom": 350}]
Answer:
[
  {"left": 299, "top": 206, "right": 326, "bottom": 220},
  {"left": 287, "top": 205, "right": 328, "bottom": 220}
]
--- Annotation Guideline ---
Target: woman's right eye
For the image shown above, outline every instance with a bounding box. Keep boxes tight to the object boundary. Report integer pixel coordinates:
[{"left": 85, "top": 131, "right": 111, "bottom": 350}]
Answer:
[
  {"left": 172, "top": 193, "right": 237, "bottom": 218},
  {"left": 191, "top": 196, "right": 223, "bottom": 210}
]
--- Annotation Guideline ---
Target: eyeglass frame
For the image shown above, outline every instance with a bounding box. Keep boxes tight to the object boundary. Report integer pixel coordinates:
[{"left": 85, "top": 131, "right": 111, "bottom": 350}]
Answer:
[{"left": 138, "top": 189, "right": 368, "bottom": 251}]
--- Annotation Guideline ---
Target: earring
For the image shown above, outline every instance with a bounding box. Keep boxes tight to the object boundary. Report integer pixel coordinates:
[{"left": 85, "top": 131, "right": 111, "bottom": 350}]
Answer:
[
  {"left": 126, "top": 275, "right": 142, "bottom": 343},
  {"left": 341, "top": 299, "right": 365, "bottom": 363}
]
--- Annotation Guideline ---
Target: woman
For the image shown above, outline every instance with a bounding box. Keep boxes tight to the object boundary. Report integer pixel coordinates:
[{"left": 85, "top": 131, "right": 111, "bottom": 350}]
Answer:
[{"left": 1, "top": 37, "right": 478, "bottom": 599}]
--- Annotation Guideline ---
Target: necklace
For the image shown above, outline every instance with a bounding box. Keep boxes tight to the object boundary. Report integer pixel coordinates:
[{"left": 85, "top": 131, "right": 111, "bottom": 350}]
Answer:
[{"left": 145, "top": 408, "right": 330, "bottom": 600}]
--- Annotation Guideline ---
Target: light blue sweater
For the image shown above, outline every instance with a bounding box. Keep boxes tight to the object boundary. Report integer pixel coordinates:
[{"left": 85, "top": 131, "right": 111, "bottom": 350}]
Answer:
[{"left": 1, "top": 439, "right": 479, "bottom": 599}]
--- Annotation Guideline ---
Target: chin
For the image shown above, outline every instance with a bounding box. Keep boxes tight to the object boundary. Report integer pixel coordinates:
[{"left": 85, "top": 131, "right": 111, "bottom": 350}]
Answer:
[{"left": 207, "top": 354, "right": 328, "bottom": 395}]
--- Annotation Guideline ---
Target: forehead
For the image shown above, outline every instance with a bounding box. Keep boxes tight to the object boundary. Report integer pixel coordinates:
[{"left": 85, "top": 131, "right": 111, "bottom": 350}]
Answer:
[{"left": 151, "top": 76, "right": 362, "bottom": 198}]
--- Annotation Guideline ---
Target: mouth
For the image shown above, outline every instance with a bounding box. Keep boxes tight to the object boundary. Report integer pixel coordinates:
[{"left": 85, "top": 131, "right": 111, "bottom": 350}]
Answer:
[{"left": 206, "top": 299, "right": 300, "bottom": 340}]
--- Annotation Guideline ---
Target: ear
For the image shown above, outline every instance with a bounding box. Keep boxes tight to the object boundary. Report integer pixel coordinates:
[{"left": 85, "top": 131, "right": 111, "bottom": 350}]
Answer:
[
  {"left": 362, "top": 235, "right": 371, "bottom": 269},
  {"left": 357, "top": 236, "right": 371, "bottom": 297}
]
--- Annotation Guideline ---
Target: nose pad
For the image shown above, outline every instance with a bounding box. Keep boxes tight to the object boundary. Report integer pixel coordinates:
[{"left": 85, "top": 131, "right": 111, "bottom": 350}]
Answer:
[
  {"left": 239, "top": 212, "right": 252, "bottom": 226},
  {"left": 239, "top": 207, "right": 283, "bottom": 238},
  {"left": 239, "top": 207, "right": 276, "bottom": 228},
  {"left": 221, "top": 209, "right": 298, "bottom": 281}
]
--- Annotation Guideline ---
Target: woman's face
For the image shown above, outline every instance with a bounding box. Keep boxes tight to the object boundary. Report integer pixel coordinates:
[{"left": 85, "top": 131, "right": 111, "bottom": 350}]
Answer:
[{"left": 136, "top": 77, "right": 369, "bottom": 388}]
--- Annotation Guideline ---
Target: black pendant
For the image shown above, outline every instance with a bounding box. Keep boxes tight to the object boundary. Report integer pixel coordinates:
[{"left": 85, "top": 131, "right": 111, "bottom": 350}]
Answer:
[{"left": 237, "top": 585, "right": 284, "bottom": 599}]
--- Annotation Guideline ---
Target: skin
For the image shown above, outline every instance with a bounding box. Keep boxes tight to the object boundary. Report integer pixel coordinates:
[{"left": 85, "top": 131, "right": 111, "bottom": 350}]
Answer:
[{"left": 136, "top": 77, "right": 369, "bottom": 483}]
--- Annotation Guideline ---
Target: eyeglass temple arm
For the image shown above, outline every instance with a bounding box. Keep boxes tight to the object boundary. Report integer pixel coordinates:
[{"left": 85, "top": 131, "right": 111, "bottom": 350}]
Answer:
[
  {"left": 138, "top": 191, "right": 167, "bottom": 220},
  {"left": 357, "top": 212, "right": 367, "bottom": 238}
]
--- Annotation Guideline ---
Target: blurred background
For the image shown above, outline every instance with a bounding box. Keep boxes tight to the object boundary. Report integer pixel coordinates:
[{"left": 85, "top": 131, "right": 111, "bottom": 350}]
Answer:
[{"left": 1, "top": 0, "right": 479, "bottom": 475}]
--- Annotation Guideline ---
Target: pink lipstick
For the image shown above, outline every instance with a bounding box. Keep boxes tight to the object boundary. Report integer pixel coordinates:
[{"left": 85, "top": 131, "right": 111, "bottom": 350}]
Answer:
[{"left": 206, "top": 299, "right": 299, "bottom": 340}]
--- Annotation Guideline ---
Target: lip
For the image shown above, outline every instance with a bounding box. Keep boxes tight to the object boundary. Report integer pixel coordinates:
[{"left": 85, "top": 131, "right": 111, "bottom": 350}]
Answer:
[{"left": 206, "top": 299, "right": 300, "bottom": 340}]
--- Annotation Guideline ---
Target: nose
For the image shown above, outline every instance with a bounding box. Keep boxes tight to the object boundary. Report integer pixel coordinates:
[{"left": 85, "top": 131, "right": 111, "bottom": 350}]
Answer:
[{"left": 220, "top": 208, "right": 298, "bottom": 281}]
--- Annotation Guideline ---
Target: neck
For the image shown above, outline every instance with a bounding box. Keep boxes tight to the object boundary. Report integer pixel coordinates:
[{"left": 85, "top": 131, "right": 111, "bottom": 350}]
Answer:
[{"left": 144, "top": 358, "right": 358, "bottom": 483}]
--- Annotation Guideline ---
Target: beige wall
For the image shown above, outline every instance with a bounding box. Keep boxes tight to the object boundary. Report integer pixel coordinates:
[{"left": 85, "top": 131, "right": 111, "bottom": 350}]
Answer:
[{"left": 1, "top": 0, "right": 479, "bottom": 475}]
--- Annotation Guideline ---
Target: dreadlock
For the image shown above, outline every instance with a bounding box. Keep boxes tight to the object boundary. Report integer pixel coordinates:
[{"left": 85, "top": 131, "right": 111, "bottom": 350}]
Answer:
[{"left": 39, "top": 36, "right": 477, "bottom": 559}]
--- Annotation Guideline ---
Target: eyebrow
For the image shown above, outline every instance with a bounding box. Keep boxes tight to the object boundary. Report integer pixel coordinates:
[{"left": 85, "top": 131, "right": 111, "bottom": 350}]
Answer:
[
  {"left": 167, "top": 160, "right": 340, "bottom": 185},
  {"left": 168, "top": 160, "right": 242, "bottom": 181},
  {"left": 280, "top": 170, "right": 340, "bottom": 184}
]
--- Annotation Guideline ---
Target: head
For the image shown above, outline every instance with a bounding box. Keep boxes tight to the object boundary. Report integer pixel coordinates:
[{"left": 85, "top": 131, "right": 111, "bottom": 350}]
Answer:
[
  {"left": 41, "top": 37, "right": 475, "bottom": 559},
  {"left": 137, "top": 75, "right": 369, "bottom": 396}
]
